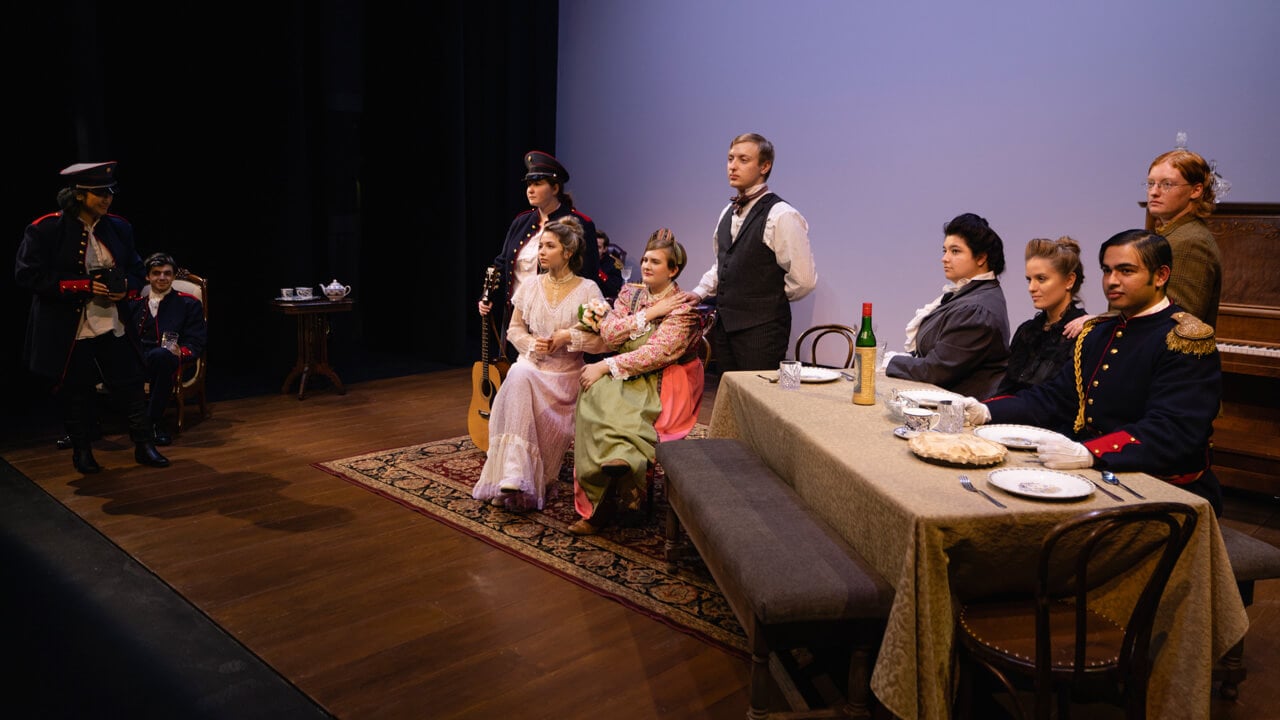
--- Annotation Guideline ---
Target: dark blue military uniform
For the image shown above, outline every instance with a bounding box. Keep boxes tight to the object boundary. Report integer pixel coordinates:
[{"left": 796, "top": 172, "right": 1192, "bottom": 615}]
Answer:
[{"left": 986, "top": 303, "right": 1222, "bottom": 512}]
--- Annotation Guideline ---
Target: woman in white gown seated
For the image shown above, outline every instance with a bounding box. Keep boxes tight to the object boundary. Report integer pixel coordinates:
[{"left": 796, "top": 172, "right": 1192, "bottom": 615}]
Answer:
[{"left": 473, "top": 216, "right": 605, "bottom": 510}]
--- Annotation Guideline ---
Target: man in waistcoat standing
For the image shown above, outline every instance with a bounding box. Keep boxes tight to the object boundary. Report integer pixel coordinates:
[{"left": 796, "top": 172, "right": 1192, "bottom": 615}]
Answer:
[{"left": 686, "top": 133, "right": 817, "bottom": 372}]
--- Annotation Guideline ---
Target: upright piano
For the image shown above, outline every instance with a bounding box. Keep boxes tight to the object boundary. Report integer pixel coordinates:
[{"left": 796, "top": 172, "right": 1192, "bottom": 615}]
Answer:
[{"left": 1150, "top": 202, "right": 1280, "bottom": 496}]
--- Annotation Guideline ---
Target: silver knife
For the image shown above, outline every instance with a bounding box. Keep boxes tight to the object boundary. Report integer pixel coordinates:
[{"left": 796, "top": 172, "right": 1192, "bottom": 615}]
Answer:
[{"left": 1084, "top": 476, "right": 1124, "bottom": 502}]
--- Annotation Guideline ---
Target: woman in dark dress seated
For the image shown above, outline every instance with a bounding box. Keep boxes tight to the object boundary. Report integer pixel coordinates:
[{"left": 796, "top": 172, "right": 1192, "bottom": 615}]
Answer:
[{"left": 995, "top": 236, "right": 1087, "bottom": 396}]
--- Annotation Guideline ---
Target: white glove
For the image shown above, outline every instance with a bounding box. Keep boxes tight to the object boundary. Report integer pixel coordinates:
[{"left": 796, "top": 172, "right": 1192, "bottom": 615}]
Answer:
[
  {"left": 881, "top": 350, "right": 904, "bottom": 371},
  {"left": 1037, "top": 439, "right": 1093, "bottom": 470},
  {"left": 957, "top": 396, "right": 990, "bottom": 426}
]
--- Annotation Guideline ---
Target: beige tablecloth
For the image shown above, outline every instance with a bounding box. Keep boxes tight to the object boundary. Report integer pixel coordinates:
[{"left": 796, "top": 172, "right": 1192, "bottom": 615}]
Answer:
[{"left": 708, "top": 370, "right": 1248, "bottom": 720}]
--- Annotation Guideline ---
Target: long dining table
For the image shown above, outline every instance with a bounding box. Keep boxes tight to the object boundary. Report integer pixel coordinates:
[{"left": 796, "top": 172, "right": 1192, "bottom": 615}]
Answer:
[{"left": 707, "top": 369, "right": 1249, "bottom": 720}]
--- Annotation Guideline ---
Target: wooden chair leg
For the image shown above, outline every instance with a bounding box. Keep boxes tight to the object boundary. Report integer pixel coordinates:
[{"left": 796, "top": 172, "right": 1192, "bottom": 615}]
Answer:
[{"left": 1217, "top": 638, "right": 1246, "bottom": 700}]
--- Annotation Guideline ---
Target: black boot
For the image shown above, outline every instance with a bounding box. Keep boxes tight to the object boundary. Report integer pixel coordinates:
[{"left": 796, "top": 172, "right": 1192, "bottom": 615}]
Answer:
[
  {"left": 152, "top": 421, "right": 173, "bottom": 447},
  {"left": 72, "top": 441, "right": 102, "bottom": 474},
  {"left": 135, "top": 442, "right": 170, "bottom": 468}
]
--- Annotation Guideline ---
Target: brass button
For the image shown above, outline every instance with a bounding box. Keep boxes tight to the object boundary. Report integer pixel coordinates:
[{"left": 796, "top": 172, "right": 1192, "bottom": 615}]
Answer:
[
  {"left": 1087, "top": 416, "right": 1093, "bottom": 423},
  {"left": 1102, "top": 364, "right": 1110, "bottom": 370},
  {"left": 1087, "top": 398, "right": 1094, "bottom": 405},
  {"left": 1115, "top": 331, "right": 1123, "bottom": 338},
  {"left": 1092, "top": 380, "right": 1099, "bottom": 387},
  {"left": 1110, "top": 348, "right": 1118, "bottom": 354}
]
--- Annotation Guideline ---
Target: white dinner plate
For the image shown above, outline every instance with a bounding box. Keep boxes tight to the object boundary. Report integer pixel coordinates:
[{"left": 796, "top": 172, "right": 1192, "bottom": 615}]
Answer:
[
  {"left": 898, "top": 388, "right": 965, "bottom": 407},
  {"left": 988, "top": 468, "right": 1095, "bottom": 500},
  {"left": 801, "top": 367, "right": 840, "bottom": 383},
  {"left": 974, "top": 424, "right": 1070, "bottom": 450}
]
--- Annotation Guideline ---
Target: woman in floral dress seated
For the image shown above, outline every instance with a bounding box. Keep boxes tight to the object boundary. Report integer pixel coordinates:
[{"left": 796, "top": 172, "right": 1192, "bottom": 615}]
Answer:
[
  {"left": 569, "top": 228, "right": 705, "bottom": 536},
  {"left": 473, "top": 216, "right": 605, "bottom": 510}
]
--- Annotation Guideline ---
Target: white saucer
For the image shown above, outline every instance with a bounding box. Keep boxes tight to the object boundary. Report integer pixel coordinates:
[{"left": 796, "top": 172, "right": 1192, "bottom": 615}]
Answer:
[
  {"left": 800, "top": 367, "right": 841, "bottom": 383},
  {"left": 893, "top": 426, "right": 918, "bottom": 440},
  {"left": 898, "top": 388, "right": 965, "bottom": 408}
]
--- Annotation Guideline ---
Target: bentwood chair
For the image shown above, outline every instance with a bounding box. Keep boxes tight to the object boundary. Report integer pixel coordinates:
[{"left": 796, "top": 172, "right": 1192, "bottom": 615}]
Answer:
[
  {"left": 955, "top": 502, "right": 1198, "bottom": 720},
  {"left": 794, "top": 323, "right": 857, "bottom": 368}
]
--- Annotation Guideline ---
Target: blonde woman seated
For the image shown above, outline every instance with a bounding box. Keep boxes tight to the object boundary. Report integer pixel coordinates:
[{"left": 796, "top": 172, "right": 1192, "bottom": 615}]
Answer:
[
  {"left": 473, "top": 216, "right": 605, "bottom": 510},
  {"left": 994, "top": 237, "right": 1087, "bottom": 396},
  {"left": 569, "top": 228, "right": 705, "bottom": 536}
]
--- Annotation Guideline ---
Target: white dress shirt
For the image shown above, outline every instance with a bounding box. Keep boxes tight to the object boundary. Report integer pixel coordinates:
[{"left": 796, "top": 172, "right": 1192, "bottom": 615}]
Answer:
[{"left": 691, "top": 183, "right": 817, "bottom": 302}]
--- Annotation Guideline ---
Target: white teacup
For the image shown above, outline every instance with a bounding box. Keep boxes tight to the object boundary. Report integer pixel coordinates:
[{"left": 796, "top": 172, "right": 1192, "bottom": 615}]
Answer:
[
  {"left": 280, "top": 287, "right": 295, "bottom": 299},
  {"left": 295, "top": 286, "right": 314, "bottom": 299},
  {"left": 903, "top": 407, "right": 939, "bottom": 433}
]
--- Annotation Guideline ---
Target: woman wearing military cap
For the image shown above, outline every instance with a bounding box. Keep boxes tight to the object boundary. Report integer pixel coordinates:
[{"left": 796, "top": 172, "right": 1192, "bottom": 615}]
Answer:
[
  {"left": 14, "top": 161, "right": 170, "bottom": 472},
  {"left": 479, "top": 151, "right": 601, "bottom": 354}
]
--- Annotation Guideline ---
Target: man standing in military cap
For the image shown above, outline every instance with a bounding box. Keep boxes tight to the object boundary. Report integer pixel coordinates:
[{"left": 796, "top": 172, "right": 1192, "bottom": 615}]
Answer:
[
  {"left": 15, "top": 161, "right": 170, "bottom": 472},
  {"left": 481, "top": 150, "right": 600, "bottom": 354}
]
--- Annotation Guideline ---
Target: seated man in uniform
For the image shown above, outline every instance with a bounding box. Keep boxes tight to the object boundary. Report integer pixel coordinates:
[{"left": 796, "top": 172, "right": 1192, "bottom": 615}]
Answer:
[
  {"left": 127, "top": 252, "right": 207, "bottom": 445},
  {"left": 959, "top": 229, "right": 1223, "bottom": 514}
]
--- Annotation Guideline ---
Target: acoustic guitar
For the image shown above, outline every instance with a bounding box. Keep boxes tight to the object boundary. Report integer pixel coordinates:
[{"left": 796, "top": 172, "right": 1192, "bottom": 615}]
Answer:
[{"left": 468, "top": 267, "right": 510, "bottom": 452}]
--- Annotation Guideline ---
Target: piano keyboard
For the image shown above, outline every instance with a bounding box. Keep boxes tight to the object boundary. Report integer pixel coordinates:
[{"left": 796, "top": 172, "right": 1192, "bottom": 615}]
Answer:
[{"left": 1218, "top": 342, "right": 1280, "bottom": 358}]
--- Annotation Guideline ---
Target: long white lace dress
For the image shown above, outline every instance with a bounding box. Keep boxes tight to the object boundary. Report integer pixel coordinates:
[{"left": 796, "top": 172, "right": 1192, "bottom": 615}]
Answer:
[{"left": 472, "top": 275, "right": 605, "bottom": 509}]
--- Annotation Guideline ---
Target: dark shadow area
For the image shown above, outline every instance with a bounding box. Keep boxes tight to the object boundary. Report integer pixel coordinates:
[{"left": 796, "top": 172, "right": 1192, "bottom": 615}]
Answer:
[
  {"left": 2, "top": 0, "right": 558, "bottom": 447},
  {"left": 0, "top": 458, "right": 334, "bottom": 719}
]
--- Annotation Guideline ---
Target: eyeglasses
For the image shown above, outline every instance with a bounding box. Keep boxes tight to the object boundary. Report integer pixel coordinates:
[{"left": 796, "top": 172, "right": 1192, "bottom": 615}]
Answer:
[
  {"left": 84, "top": 186, "right": 117, "bottom": 197},
  {"left": 1144, "top": 180, "right": 1188, "bottom": 192}
]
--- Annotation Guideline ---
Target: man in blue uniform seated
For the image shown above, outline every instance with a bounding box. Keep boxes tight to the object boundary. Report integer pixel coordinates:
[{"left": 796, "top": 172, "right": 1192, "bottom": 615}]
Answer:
[
  {"left": 127, "top": 252, "right": 207, "bottom": 445},
  {"left": 959, "top": 229, "right": 1223, "bottom": 514}
]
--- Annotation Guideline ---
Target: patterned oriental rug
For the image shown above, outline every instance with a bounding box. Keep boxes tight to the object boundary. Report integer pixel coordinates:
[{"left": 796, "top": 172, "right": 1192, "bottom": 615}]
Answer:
[{"left": 314, "top": 430, "right": 748, "bottom": 657}]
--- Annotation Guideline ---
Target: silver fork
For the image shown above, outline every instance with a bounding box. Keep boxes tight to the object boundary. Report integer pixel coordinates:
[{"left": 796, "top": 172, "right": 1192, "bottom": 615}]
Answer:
[{"left": 959, "top": 474, "right": 1006, "bottom": 508}]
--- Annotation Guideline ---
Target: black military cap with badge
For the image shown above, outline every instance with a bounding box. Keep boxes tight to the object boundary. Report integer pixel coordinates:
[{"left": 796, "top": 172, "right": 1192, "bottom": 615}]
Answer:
[
  {"left": 63, "top": 161, "right": 127, "bottom": 292},
  {"left": 523, "top": 151, "right": 569, "bottom": 184},
  {"left": 61, "top": 160, "right": 119, "bottom": 195}
]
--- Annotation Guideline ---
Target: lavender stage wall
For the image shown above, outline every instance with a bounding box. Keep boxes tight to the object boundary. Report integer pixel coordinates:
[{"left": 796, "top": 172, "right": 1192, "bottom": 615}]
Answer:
[{"left": 554, "top": 0, "right": 1280, "bottom": 362}]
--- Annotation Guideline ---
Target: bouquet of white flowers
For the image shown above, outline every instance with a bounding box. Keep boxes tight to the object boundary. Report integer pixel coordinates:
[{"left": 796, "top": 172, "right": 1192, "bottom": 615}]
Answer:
[{"left": 577, "top": 298, "right": 610, "bottom": 333}]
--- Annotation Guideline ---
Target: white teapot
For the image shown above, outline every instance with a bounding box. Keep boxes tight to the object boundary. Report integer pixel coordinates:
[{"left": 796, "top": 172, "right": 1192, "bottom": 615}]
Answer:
[{"left": 321, "top": 278, "right": 351, "bottom": 301}]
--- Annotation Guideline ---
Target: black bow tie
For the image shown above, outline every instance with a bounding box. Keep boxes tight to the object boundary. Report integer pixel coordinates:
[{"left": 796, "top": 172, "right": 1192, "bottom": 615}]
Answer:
[{"left": 730, "top": 186, "right": 768, "bottom": 215}]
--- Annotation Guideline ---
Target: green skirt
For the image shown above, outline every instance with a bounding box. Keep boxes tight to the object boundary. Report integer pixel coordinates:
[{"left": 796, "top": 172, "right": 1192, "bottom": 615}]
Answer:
[{"left": 573, "top": 337, "right": 661, "bottom": 517}]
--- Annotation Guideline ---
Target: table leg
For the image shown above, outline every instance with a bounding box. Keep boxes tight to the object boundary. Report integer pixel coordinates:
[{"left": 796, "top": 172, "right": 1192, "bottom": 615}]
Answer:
[{"left": 281, "top": 313, "right": 346, "bottom": 399}]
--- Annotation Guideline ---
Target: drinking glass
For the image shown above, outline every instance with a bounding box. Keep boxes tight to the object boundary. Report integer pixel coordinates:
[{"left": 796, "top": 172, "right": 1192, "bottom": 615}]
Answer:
[
  {"left": 161, "top": 331, "right": 180, "bottom": 355},
  {"left": 937, "top": 400, "right": 964, "bottom": 433},
  {"left": 778, "top": 360, "right": 802, "bottom": 391},
  {"left": 621, "top": 264, "right": 634, "bottom": 283}
]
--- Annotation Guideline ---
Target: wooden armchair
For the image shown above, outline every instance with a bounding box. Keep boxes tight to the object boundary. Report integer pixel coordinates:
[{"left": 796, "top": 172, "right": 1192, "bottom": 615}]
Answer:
[{"left": 167, "top": 268, "right": 209, "bottom": 431}]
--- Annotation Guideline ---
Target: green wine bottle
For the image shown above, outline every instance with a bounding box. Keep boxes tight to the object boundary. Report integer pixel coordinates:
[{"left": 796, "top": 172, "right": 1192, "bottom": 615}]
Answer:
[{"left": 853, "top": 302, "right": 877, "bottom": 405}]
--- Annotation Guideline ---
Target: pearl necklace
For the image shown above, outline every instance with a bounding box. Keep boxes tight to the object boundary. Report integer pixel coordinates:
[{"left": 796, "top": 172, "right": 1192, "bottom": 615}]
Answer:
[
  {"left": 647, "top": 283, "right": 675, "bottom": 301},
  {"left": 544, "top": 271, "right": 576, "bottom": 306}
]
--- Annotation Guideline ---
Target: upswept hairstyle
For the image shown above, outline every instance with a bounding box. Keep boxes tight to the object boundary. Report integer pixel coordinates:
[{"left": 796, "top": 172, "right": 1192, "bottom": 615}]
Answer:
[
  {"left": 1149, "top": 149, "right": 1217, "bottom": 218},
  {"left": 943, "top": 213, "right": 1006, "bottom": 276},
  {"left": 645, "top": 227, "right": 687, "bottom": 279},
  {"left": 543, "top": 215, "right": 584, "bottom": 273},
  {"left": 1025, "top": 236, "right": 1085, "bottom": 299}
]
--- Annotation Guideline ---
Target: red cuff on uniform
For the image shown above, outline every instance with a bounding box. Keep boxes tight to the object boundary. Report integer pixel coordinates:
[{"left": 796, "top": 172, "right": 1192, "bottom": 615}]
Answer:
[
  {"left": 59, "top": 279, "right": 91, "bottom": 293},
  {"left": 180, "top": 346, "right": 193, "bottom": 359},
  {"left": 1083, "top": 431, "right": 1141, "bottom": 459}
]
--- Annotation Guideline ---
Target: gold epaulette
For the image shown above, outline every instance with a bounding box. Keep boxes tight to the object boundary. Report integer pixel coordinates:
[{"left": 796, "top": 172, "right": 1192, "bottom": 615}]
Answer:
[{"left": 1167, "top": 312, "right": 1216, "bottom": 356}]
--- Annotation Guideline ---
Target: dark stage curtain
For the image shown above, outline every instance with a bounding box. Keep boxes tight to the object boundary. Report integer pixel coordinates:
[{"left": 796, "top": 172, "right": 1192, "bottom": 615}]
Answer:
[{"left": 1, "top": 1, "right": 558, "bottom": 441}]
